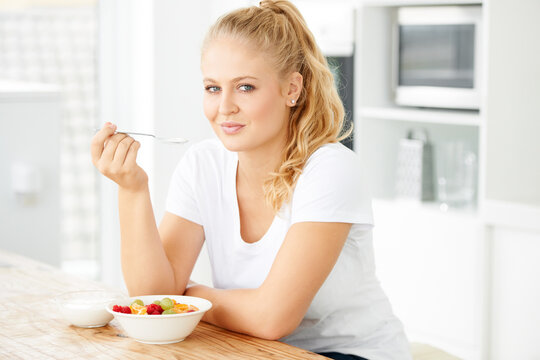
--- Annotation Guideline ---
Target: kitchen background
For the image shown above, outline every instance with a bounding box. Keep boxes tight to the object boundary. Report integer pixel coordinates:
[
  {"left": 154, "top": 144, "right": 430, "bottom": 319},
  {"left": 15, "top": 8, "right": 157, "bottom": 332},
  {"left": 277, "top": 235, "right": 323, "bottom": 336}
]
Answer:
[{"left": 0, "top": 0, "right": 539, "bottom": 359}]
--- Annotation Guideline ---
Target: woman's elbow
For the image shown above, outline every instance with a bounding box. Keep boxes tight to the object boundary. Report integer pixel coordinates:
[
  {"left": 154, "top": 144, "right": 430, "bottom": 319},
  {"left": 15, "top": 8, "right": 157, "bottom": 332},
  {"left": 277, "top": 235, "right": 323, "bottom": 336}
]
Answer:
[{"left": 252, "top": 312, "right": 301, "bottom": 341}]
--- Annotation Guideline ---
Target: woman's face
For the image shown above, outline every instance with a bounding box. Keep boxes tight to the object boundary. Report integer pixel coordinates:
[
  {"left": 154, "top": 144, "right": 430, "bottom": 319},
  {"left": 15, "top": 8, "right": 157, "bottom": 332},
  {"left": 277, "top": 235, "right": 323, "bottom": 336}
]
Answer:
[{"left": 201, "top": 37, "right": 292, "bottom": 154}]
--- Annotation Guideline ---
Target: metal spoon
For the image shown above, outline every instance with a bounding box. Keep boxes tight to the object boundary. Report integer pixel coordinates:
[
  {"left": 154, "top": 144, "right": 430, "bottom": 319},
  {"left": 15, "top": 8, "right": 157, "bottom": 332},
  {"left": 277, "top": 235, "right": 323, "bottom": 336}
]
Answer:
[{"left": 115, "top": 130, "right": 189, "bottom": 144}]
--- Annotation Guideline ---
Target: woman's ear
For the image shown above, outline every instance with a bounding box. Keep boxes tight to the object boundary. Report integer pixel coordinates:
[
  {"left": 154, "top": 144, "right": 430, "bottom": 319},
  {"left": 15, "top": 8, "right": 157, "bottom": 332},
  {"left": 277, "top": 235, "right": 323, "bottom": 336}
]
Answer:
[{"left": 285, "top": 72, "right": 303, "bottom": 107}]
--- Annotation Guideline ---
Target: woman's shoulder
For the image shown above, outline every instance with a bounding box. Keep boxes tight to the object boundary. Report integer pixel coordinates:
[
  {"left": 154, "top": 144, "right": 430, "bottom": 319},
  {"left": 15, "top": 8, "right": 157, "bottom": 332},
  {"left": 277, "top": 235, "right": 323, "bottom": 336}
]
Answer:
[
  {"left": 295, "top": 141, "right": 368, "bottom": 195},
  {"left": 291, "top": 141, "right": 373, "bottom": 225},
  {"left": 312, "top": 141, "right": 357, "bottom": 157},
  {"left": 304, "top": 142, "right": 360, "bottom": 173},
  {"left": 295, "top": 141, "right": 365, "bottom": 191}
]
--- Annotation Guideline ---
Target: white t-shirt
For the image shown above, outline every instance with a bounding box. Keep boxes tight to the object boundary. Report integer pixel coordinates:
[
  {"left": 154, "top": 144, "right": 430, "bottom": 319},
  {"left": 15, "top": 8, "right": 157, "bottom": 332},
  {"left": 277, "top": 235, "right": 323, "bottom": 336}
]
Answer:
[{"left": 166, "top": 139, "right": 412, "bottom": 360}]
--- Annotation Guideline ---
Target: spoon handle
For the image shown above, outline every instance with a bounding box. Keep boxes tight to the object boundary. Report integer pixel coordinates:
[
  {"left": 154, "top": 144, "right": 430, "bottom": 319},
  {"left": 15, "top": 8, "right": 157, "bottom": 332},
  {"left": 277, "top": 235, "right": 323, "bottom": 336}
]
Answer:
[{"left": 115, "top": 130, "right": 156, "bottom": 138}]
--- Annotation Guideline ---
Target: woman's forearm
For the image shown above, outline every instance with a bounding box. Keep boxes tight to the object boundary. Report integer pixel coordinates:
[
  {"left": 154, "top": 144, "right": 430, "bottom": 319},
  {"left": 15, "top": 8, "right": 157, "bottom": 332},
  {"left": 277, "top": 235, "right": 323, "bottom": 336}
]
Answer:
[
  {"left": 185, "top": 284, "right": 283, "bottom": 340},
  {"left": 118, "top": 185, "right": 177, "bottom": 295}
]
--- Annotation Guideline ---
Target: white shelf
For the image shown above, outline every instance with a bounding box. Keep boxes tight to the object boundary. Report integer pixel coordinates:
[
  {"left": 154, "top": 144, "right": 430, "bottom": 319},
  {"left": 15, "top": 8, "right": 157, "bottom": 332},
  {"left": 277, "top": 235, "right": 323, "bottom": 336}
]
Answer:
[
  {"left": 360, "top": 106, "right": 481, "bottom": 127},
  {"left": 359, "top": 0, "right": 482, "bottom": 6}
]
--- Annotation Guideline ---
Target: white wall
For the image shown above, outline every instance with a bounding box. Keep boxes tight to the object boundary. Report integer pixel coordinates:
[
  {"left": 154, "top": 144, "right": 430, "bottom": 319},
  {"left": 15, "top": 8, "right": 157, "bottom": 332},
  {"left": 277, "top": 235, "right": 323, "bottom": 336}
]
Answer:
[
  {"left": 484, "top": 0, "right": 540, "bottom": 206},
  {"left": 98, "top": 0, "right": 256, "bottom": 288},
  {"left": 152, "top": 1, "right": 214, "bottom": 218},
  {"left": 98, "top": 0, "right": 155, "bottom": 288},
  {"left": 482, "top": 3, "right": 540, "bottom": 356},
  {"left": 152, "top": 2, "right": 217, "bottom": 287}
]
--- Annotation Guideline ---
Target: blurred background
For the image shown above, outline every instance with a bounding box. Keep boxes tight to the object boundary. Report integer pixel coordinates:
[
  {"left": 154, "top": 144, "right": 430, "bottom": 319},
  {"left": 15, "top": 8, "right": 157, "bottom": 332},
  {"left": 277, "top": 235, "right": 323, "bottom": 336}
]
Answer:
[{"left": 1, "top": 0, "right": 539, "bottom": 359}]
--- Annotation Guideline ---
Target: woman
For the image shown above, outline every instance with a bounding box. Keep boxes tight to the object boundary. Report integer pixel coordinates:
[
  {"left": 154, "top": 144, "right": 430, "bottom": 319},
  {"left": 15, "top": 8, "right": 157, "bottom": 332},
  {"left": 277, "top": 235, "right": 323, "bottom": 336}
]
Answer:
[{"left": 91, "top": 1, "right": 411, "bottom": 359}]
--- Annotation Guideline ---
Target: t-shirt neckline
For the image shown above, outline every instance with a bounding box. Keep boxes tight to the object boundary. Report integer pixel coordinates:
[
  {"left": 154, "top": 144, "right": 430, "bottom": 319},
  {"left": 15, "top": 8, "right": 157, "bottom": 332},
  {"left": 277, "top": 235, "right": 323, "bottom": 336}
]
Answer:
[{"left": 231, "top": 152, "right": 279, "bottom": 249}]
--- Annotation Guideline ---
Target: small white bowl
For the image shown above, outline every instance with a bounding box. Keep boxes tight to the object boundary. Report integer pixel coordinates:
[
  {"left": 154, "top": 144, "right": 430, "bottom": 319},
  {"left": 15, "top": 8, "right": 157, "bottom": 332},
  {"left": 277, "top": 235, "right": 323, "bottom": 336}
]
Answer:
[
  {"left": 55, "top": 290, "right": 127, "bottom": 328},
  {"left": 106, "top": 295, "right": 212, "bottom": 344}
]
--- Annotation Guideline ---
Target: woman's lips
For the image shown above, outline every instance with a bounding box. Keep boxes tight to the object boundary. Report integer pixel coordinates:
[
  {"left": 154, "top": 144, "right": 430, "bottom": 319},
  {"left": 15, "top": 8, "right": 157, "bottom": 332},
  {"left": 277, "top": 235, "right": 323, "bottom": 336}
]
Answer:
[{"left": 220, "top": 122, "right": 245, "bottom": 135}]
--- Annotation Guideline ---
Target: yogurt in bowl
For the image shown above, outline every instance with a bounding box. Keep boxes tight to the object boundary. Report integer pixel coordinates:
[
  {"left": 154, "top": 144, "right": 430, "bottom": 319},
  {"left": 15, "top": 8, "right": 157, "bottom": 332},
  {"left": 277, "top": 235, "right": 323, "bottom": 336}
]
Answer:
[{"left": 55, "top": 290, "right": 127, "bottom": 328}]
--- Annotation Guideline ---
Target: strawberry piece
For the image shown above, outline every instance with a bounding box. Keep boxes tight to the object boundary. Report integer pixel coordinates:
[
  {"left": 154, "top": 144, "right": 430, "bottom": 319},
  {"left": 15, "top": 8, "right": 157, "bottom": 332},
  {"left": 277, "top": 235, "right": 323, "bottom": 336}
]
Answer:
[{"left": 146, "top": 303, "right": 163, "bottom": 314}]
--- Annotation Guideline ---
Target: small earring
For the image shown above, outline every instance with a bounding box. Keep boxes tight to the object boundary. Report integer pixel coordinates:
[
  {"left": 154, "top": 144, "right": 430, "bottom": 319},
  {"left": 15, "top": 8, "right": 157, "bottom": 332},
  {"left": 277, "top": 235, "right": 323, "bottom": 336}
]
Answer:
[{"left": 291, "top": 99, "right": 296, "bottom": 105}]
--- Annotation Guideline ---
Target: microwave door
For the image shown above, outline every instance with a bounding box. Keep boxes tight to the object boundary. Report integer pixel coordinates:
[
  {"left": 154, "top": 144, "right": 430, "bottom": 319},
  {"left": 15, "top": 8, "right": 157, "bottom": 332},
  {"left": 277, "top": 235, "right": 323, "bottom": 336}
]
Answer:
[{"left": 399, "top": 24, "right": 475, "bottom": 89}]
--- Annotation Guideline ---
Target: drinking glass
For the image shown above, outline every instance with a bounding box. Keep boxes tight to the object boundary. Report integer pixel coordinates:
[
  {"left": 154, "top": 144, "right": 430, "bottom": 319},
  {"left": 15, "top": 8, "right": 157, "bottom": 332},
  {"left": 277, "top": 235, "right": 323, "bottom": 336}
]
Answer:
[{"left": 436, "top": 141, "right": 477, "bottom": 209}]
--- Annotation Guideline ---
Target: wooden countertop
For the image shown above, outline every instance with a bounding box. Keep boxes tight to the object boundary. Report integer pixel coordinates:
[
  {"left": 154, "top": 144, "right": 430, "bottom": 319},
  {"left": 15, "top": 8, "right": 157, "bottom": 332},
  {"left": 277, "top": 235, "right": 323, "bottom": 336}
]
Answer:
[{"left": 0, "top": 250, "right": 328, "bottom": 359}]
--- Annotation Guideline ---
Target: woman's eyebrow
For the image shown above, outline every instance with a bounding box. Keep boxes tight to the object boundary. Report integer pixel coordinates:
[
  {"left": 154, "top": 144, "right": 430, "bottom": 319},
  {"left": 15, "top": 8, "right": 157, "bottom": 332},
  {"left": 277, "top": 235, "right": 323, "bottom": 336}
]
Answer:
[{"left": 203, "top": 76, "right": 259, "bottom": 83}]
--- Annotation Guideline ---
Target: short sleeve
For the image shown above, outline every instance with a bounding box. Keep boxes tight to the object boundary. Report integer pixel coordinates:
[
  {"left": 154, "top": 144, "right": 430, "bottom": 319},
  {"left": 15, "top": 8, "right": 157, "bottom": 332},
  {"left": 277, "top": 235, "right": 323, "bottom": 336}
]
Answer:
[
  {"left": 165, "top": 146, "right": 203, "bottom": 226},
  {"left": 290, "top": 145, "right": 373, "bottom": 226}
]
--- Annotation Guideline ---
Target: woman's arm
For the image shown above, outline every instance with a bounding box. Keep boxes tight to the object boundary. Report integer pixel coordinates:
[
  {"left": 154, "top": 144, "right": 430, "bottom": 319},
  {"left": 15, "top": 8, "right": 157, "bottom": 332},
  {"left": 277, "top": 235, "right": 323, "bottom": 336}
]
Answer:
[
  {"left": 119, "top": 195, "right": 205, "bottom": 296},
  {"left": 118, "top": 185, "right": 174, "bottom": 295},
  {"left": 91, "top": 123, "right": 204, "bottom": 296},
  {"left": 185, "top": 221, "right": 351, "bottom": 340}
]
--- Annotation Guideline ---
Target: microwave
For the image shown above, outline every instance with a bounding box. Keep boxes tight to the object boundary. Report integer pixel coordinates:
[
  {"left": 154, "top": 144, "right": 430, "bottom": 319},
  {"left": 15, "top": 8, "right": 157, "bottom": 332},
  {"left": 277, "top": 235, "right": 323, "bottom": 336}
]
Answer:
[{"left": 393, "top": 5, "right": 482, "bottom": 110}]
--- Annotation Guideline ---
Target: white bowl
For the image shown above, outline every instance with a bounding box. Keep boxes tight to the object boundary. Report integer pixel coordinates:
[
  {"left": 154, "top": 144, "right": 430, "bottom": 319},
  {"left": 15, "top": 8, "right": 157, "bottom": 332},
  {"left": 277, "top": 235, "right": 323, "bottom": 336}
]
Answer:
[
  {"left": 106, "top": 295, "right": 212, "bottom": 344},
  {"left": 55, "top": 290, "right": 127, "bottom": 328}
]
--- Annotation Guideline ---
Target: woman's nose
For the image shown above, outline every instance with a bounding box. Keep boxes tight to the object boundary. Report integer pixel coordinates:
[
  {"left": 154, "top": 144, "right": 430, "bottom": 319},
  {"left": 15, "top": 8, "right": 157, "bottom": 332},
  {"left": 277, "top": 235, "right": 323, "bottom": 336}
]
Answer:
[{"left": 218, "top": 92, "right": 239, "bottom": 115}]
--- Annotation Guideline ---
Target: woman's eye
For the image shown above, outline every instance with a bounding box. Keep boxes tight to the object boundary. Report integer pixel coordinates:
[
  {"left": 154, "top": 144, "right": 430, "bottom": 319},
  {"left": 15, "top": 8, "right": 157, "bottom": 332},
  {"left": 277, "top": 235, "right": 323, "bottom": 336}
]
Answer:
[
  {"left": 205, "top": 85, "right": 220, "bottom": 93},
  {"left": 238, "top": 84, "right": 254, "bottom": 92}
]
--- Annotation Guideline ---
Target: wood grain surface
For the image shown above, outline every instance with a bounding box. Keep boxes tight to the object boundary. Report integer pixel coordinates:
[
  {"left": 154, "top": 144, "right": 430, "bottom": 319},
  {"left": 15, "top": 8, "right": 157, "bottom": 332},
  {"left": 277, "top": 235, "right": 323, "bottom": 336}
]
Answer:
[{"left": 0, "top": 250, "right": 328, "bottom": 359}]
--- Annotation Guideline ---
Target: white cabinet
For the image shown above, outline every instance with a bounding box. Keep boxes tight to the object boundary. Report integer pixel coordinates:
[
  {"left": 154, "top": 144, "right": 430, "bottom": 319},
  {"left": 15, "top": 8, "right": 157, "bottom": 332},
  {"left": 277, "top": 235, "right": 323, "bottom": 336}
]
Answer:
[
  {"left": 490, "top": 227, "right": 540, "bottom": 360},
  {"left": 355, "top": 0, "right": 540, "bottom": 358},
  {"left": 372, "top": 200, "right": 485, "bottom": 359},
  {"left": 0, "top": 81, "right": 62, "bottom": 266}
]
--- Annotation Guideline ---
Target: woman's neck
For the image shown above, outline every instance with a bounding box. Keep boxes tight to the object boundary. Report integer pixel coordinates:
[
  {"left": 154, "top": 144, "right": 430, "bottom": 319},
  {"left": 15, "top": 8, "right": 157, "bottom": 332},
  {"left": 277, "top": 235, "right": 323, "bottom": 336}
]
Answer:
[
  {"left": 236, "top": 138, "right": 286, "bottom": 192},
  {"left": 237, "top": 150, "right": 280, "bottom": 191}
]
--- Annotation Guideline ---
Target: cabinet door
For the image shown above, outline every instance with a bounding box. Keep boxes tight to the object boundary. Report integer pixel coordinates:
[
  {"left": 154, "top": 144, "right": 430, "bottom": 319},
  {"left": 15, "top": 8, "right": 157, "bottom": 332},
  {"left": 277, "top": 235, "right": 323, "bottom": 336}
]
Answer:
[
  {"left": 490, "top": 226, "right": 540, "bottom": 360},
  {"left": 372, "top": 200, "right": 483, "bottom": 360}
]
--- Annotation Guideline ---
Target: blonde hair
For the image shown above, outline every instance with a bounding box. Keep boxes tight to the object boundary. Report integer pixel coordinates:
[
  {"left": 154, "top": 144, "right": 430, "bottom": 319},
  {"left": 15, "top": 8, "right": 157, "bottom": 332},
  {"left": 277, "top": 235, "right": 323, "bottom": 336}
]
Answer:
[{"left": 202, "top": 0, "right": 351, "bottom": 212}]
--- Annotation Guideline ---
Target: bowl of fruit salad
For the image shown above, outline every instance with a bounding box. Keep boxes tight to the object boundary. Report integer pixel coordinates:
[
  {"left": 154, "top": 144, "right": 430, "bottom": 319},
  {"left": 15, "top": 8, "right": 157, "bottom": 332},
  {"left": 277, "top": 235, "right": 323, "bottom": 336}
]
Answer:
[
  {"left": 106, "top": 295, "right": 212, "bottom": 344},
  {"left": 55, "top": 290, "right": 127, "bottom": 328}
]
